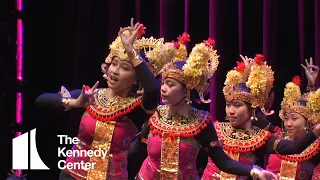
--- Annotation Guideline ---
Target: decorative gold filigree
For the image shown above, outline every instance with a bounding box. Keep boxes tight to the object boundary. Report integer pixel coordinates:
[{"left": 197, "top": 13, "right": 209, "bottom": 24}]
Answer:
[
  {"left": 214, "top": 121, "right": 271, "bottom": 152},
  {"left": 280, "top": 83, "right": 320, "bottom": 125},
  {"left": 149, "top": 105, "right": 210, "bottom": 138},
  {"left": 223, "top": 55, "right": 274, "bottom": 115},
  {"left": 104, "top": 29, "right": 165, "bottom": 77},
  {"left": 105, "top": 30, "right": 164, "bottom": 63},
  {"left": 160, "top": 132, "right": 180, "bottom": 180},
  {"left": 86, "top": 89, "right": 141, "bottom": 122},
  {"left": 279, "top": 161, "right": 298, "bottom": 180},
  {"left": 86, "top": 121, "right": 116, "bottom": 180},
  {"left": 160, "top": 38, "right": 219, "bottom": 103}
]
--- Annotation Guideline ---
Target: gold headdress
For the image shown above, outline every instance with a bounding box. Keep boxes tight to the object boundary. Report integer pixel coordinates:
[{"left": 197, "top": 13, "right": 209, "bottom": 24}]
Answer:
[
  {"left": 144, "top": 32, "right": 190, "bottom": 76},
  {"left": 223, "top": 54, "right": 274, "bottom": 115},
  {"left": 279, "top": 76, "right": 320, "bottom": 125},
  {"left": 158, "top": 35, "right": 219, "bottom": 103},
  {"left": 105, "top": 24, "right": 164, "bottom": 76}
]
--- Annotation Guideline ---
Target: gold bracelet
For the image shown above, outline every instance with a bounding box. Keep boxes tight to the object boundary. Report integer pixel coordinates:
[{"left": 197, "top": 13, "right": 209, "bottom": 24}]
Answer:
[
  {"left": 251, "top": 165, "right": 262, "bottom": 179},
  {"left": 61, "top": 98, "right": 71, "bottom": 111}
]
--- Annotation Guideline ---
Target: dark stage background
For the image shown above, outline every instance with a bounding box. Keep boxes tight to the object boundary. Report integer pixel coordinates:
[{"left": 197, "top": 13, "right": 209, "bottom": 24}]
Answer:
[{"left": 1, "top": 0, "right": 320, "bottom": 179}]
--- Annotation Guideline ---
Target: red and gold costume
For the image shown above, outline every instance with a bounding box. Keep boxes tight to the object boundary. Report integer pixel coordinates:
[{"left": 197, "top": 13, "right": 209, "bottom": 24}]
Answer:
[
  {"left": 202, "top": 55, "right": 319, "bottom": 180},
  {"left": 266, "top": 78, "right": 320, "bottom": 180},
  {"left": 36, "top": 28, "right": 165, "bottom": 180},
  {"left": 130, "top": 35, "right": 264, "bottom": 180}
]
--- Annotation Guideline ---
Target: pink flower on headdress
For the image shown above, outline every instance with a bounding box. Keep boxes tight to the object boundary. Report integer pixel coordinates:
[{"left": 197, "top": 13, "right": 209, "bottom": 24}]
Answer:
[
  {"left": 254, "top": 54, "right": 264, "bottom": 65},
  {"left": 203, "top": 38, "right": 215, "bottom": 47},
  {"left": 172, "top": 41, "right": 180, "bottom": 49},
  {"left": 137, "top": 23, "right": 146, "bottom": 39},
  {"left": 178, "top": 32, "right": 190, "bottom": 44},
  {"left": 234, "top": 61, "right": 246, "bottom": 72},
  {"left": 292, "top": 76, "right": 301, "bottom": 86}
]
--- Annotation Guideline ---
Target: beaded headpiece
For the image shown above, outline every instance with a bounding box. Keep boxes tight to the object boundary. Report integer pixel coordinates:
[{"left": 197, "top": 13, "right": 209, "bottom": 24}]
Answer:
[
  {"left": 223, "top": 54, "right": 274, "bottom": 115},
  {"left": 155, "top": 33, "right": 219, "bottom": 103},
  {"left": 279, "top": 76, "right": 320, "bottom": 125},
  {"left": 105, "top": 24, "right": 164, "bottom": 76}
]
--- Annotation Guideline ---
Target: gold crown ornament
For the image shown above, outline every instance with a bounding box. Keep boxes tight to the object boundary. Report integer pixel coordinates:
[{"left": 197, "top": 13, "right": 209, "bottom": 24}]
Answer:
[
  {"left": 223, "top": 54, "right": 275, "bottom": 115},
  {"left": 105, "top": 23, "right": 164, "bottom": 76},
  {"left": 145, "top": 32, "right": 190, "bottom": 76},
  {"left": 279, "top": 76, "right": 320, "bottom": 125},
  {"left": 158, "top": 35, "right": 219, "bottom": 104}
]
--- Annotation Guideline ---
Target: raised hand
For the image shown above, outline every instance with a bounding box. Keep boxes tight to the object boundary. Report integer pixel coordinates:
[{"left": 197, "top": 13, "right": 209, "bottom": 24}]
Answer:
[
  {"left": 240, "top": 54, "right": 254, "bottom": 66},
  {"left": 74, "top": 81, "right": 99, "bottom": 107},
  {"left": 118, "top": 18, "right": 142, "bottom": 51},
  {"left": 301, "top": 57, "right": 319, "bottom": 87}
]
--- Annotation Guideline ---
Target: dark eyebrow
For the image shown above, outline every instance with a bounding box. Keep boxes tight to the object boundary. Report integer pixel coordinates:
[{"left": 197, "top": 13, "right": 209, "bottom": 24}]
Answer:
[
  {"left": 119, "top": 60, "right": 133, "bottom": 67},
  {"left": 112, "top": 58, "right": 119, "bottom": 63}
]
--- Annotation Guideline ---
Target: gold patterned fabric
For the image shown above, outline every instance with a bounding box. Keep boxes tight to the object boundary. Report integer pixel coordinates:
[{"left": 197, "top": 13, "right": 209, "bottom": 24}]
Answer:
[
  {"left": 275, "top": 138, "right": 320, "bottom": 179},
  {"left": 65, "top": 88, "right": 141, "bottom": 180},
  {"left": 86, "top": 121, "right": 116, "bottom": 180},
  {"left": 160, "top": 132, "right": 180, "bottom": 180},
  {"left": 147, "top": 105, "right": 210, "bottom": 179},
  {"left": 87, "top": 89, "right": 141, "bottom": 179},
  {"left": 279, "top": 161, "right": 298, "bottom": 180}
]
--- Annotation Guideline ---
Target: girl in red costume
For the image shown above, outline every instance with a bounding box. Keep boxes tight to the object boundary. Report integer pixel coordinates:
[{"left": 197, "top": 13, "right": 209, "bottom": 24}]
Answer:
[
  {"left": 35, "top": 18, "right": 163, "bottom": 180},
  {"left": 129, "top": 35, "right": 278, "bottom": 180},
  {"left": 266, "top": 58, "right": 320, "bottom": 180},
  {"left": 201, "top": 55, "right": 320, "bottom": 180}
]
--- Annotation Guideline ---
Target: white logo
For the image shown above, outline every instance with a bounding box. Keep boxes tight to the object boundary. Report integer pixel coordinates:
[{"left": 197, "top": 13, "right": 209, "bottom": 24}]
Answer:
[{"left": 12, "top": 128, "right": 50, "bottom": 170}]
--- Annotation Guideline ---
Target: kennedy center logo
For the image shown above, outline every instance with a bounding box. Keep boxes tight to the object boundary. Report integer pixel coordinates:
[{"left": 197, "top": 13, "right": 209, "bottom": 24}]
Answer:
[
  {"left": 12, "top": 128, "right": 107, "bottom": 171},
  {"left": 12, "top": 128, "right": 50, "bottom": 170}
]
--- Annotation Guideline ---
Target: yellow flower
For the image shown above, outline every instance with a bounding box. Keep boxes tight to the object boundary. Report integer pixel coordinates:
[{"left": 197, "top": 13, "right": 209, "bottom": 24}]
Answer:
[
  {"left": 173, "top": 43, "right": 188, "bottom": 62},
  {"left": 183, "top": 43, "right": 210, "bottom": 78},
  {"left": 224, "top": 70, "right": 244, "bottom": 86},
  {"left": 246, "top": 64, "right": 267, "bottom": 96},
  {"left": 307, "top": 89, "right": 320, "bottom": 111},
  {"left": 283, "top": 82, "right": 301, "bottom": 104},
  {"left": 145, "top": 43, "right": 176, "bottom": 75}
]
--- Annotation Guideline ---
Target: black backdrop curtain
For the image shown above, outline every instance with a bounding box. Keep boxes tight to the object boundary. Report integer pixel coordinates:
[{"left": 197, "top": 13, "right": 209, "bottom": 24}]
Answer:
[{"left": 2, "top": 0, "right": 319, "bottom": 179}]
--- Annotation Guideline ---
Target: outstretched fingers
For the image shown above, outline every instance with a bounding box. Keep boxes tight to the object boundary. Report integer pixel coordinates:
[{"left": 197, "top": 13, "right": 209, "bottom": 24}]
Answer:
[{"left": 90, "top": 81, "right": 99, "bottom": 91}]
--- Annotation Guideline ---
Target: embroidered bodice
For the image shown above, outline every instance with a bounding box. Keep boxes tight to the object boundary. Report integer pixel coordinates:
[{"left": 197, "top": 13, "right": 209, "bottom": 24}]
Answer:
[
  {"left": 138, "top": 105, "right": 210, "bottom": 180},
  {"left": 66, "top": 89, "right": 141, "bottom": 180}
]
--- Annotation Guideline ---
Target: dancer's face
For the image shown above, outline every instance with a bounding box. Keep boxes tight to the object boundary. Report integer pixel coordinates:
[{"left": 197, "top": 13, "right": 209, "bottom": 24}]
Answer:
[
  {"left": 225, "top": 100, "right": 251, "bottom": 128},
  {"left": 284, "top": 112, "right": 307, "bottom": 139},
  {"left": 160, "top": 78, "right": 186, "bottom": 105},
  {"left": 107, "top": 57, "right": 136, "bottom": 91}
]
